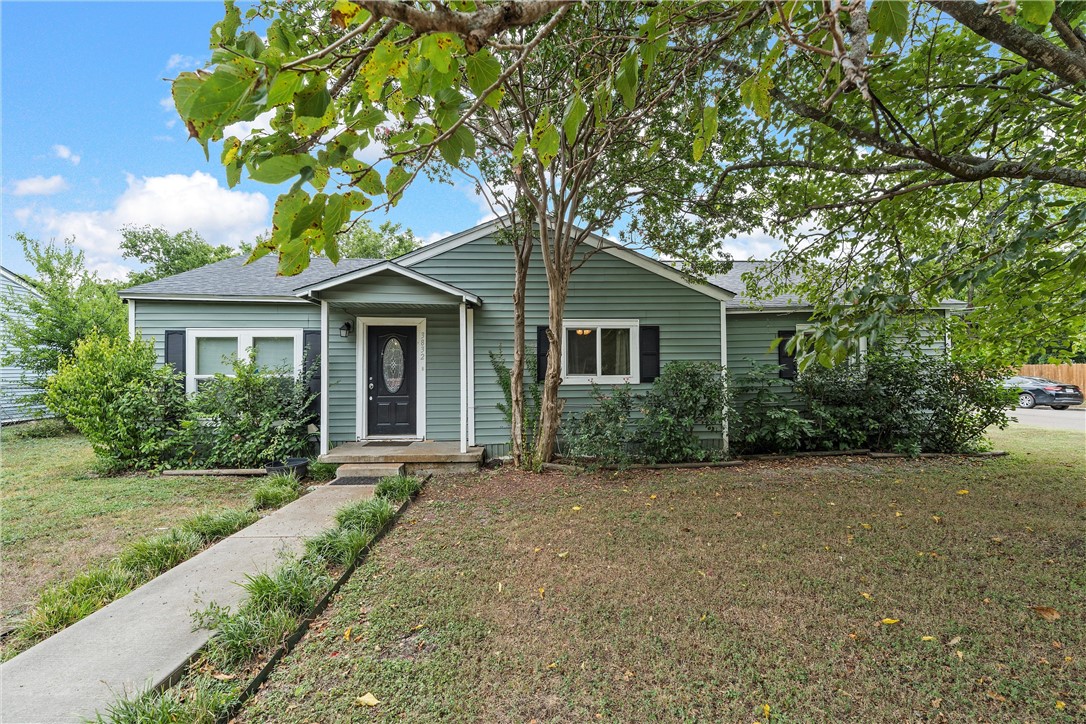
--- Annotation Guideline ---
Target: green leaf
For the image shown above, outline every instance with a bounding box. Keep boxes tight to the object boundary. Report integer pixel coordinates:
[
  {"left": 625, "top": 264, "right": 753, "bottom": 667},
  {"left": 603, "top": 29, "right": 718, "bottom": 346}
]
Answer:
[
  {"left": 692, "top": 137, "right": 706, "bottom": 163},
  {"left": 1018, "top": 0, "right": 1055, "bottom": 25},
  {"left": 268, "top": 71, "right": 303, "bottom": 107},
  {"left": 293, "top": 82, "right": 333, "bottom": 136},
  {"left": 615, "top": 52, "right": 640, "bottom": 109},
  {"left": 512, "top": 131, "right": 527, "bottom": 165},
  {"left": 210, "top": 1, "right": 242, "bottom": 45},
  {"left": 269, "top": 189, "right": 308, "bottom": 246},
  {"left": 385, "top": 166, "right": 411, "bottom": 202},
  {"left": 869, "top": 0, "right": 910, "bottom": 46},
  {"left": 531, "top": 111, "right": 560, "bottom": 167},
  {"left": 277, "top": 236, "right": 311, "bottom": 276},
  {"left": 702, "top": 104, "right": 718, "bottom": 146},
  {"left": 342, "top": 191, "right": 373, "bottom": 212},
  {"left": 354, "top": 166, "right": 384, "bottom": 195},
  {"left": 322, "top": 194, "right": 349, "bottom": 263},
  {"left": 249, "top": 154, "right": 314, "bottom": 184},
  {"left": 361, "top": 40, "right": 408, "bottom": 101},
  {"left": 739, "top": 72, "right": 773, "bottom": 120},
  {"left": 562, "top": 93, "right": 588, "bottom": 144},
  {"left": 419, "top": 33, "right": 457, "bottom": 74},
  {"left": 465, "top": 49, "right": 501, "bottom": 97},
  {"left": 290, "top": 193, "right": 326, "bottom": 239}
]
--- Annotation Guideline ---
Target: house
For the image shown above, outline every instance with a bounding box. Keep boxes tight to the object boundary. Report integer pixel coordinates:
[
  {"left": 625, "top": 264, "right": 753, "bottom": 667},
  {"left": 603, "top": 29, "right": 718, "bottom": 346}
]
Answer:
[
  {"left": 118, "top": 219, "right": 958, "bottom": 462},
  {"left": 1, "top": 266, "right": 49, "bottom": 424}
]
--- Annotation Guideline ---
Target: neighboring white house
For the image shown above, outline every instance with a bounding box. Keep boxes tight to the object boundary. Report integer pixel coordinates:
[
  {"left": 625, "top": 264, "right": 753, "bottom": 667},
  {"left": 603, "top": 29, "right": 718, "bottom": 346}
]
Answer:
[{"left": 1, "top": 266, "right": 48, "bottom": 424}]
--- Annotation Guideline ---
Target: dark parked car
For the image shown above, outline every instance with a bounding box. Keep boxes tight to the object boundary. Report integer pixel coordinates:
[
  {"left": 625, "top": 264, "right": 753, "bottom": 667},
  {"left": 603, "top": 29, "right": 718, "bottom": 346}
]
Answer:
[{"left": 1002, "top": 376, "right": 1084, "bottom": 410}]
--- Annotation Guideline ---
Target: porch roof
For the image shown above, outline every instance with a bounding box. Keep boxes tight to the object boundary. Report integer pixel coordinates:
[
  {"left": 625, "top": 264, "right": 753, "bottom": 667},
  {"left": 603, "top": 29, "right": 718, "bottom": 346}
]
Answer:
[{"left": 294, "top": 261, "right": 481, "bottom": 307}]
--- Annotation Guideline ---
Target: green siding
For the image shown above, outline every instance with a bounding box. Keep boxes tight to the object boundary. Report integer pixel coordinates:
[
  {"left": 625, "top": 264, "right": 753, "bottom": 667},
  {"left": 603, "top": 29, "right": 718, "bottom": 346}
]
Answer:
[
  {"left": 726, "top": 311, "right": 812, "bottom": 378},
  {"left": 320, "top": 271, "right": 458, "bottom": 306},
  {"left": 412, "top": 234, "right": 724, "bottom": 453},
  {"left": 133, "top": 301, "right": 321, "bottom": 359}
]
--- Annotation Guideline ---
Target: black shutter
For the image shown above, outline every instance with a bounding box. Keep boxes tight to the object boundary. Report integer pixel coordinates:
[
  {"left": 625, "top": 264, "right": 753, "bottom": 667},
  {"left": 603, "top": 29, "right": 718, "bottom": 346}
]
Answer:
[
  {"left": 164, "top": 330, "right": 186, "bottom": 375},
  {"left": 777, "top": 330, "right": 796, "bottom": 380},
  {"left": 639, "top": 325, "right": 660, "bottom": 383},
  {"left": 536, "top": 326, "right": 549, "bottom": 382},
  {"left": 303, "top": 329, "right": 321, "bottom": 418}
]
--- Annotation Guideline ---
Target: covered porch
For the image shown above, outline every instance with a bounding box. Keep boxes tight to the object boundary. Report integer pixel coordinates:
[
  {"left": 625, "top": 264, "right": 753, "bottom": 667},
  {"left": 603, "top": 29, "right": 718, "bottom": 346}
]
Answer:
[{"left": 294, "top": 262, "right": 482, "bottom": 458}]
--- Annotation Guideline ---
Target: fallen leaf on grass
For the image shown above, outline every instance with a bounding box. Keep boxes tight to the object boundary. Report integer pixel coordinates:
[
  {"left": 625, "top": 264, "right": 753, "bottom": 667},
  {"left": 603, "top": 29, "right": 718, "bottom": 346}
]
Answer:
[
  {"left": 539, "top": 586, "right": 545, "bottom": 600},
  {"left": 895, "top": 511, "right": 903, "bottom": 517},
  {"left": 861, "top": 523, "right": 872, "bottom": 530},
  {"left": 355, "top": 693, "right": 380, "bottom": 707},
  {"left": 956, "top": 650, "right": 964, "bottom": 661},
  {"left": 571, "top": 506, "right": 582, "bottom": 511},
  {"left": 931, "top": 515, "right": 942, "bottom": 524},
  {"left": 881, "top": 618, "right": 901, "bottom": 625},
  {"left": 557, "top": 551, "right": 569, "bottom": 559},
  {"left": 931, "top": 698, "right": 942, "bottom": 708},
  {"left": 734, "top": 511, "right": 743, "bottom": 518},
  {"left": 921, "top": 636, "right": 936, "bottom": 642},
  {"left": 957, "top": 489, "right": 969, "bottom": 495},
  {"left": 947, "top": 635, "right": 962, "bottom": 647},
  {"left": 343, "top": 627, "right": 352, "bottom": 641},
  {"left": 211, "top": 672, "right": 236, "bottom": 681},
  {"left": 649, "top": 494, "right": 657, "bottom": 500},
  {"left": 547, "top": 661, "right": 558, "bottom": 669},
  {"left": 986, "top": 691, "right": 1006, "bottom": 702},
  {"left": 860, "top": 592, "right": 873, "bottom": 600},
  {"left": 1031, "top": 606, "right": 1061, "bottom": 621},
  {"left": 1056, "top": 701, "right": 1066, "bottom": 710}
]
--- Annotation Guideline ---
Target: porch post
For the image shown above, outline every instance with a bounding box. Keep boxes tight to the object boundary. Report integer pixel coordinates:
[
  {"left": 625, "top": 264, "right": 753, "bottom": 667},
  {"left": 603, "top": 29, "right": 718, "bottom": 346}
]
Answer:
[
  {"left": 467, "top": 307, "right": 475, "bottom": 447},
  {"left": 320, "top": 299, "right": 330, "bottom": 456},
  {"left": 459, "top": 301, "right": 468, "bottom": 454},
  {"left": 720, "top": 301, "right": 729, "bottom": 454}
]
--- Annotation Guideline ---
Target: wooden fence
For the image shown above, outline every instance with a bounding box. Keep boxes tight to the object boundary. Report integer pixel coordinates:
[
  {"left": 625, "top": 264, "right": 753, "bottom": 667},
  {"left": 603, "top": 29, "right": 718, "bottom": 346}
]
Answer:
[{"left": 1019, "top": 364, "right": 1086, "bottom": 389}]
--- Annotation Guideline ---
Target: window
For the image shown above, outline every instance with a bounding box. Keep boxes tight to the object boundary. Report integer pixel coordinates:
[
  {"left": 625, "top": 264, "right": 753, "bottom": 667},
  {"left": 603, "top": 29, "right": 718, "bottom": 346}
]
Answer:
[
  {"left": 185, "top": 329, "right": 303, "bottom": 393},
  {"left": 561, "top": 320, "right": 639, "bottom": 384},
  {"left": 778, "top": 324, "right": 867, "bottom": 380}
]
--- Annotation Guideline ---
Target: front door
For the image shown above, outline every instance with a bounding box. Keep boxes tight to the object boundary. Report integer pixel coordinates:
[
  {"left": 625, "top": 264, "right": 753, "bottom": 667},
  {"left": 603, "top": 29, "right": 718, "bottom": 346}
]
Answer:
[{"left": 366, "top": 326, "right": 417, "bottom": 437}]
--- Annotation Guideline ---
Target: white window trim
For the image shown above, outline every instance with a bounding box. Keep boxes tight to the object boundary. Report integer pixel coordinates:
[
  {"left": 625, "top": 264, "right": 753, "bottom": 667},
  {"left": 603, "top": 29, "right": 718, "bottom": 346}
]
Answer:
[
  {"left": 561, "top": 319, "right": 640, "bottom": 385},
  {"left": 185, "top": 328, "right": 304, "bottom": 395}
]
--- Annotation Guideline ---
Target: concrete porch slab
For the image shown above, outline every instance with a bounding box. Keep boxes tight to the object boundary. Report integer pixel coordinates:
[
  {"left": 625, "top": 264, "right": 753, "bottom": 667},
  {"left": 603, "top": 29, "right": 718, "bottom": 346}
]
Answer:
[
  {"left": 0, "top": 484, "right": 373, "bottom": 724},
  {"left": 319, "top": 441, "right": 484, "bottom": 466}
]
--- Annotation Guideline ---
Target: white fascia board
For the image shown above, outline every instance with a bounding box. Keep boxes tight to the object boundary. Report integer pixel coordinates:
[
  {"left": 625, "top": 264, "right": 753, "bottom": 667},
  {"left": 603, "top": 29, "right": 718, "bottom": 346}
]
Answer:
[
  {"left": 294, "top": 261, "right": 482, "bottom": 305},
  {"left": 118, "top": 293, "right": 313, "bottom": 304}
]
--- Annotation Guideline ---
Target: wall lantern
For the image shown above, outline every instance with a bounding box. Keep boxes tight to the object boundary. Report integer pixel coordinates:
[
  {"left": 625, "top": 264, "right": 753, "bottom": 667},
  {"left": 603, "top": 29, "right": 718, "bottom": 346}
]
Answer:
[{"left": 339, "top": 321, "right": 353, "bottom": 338}]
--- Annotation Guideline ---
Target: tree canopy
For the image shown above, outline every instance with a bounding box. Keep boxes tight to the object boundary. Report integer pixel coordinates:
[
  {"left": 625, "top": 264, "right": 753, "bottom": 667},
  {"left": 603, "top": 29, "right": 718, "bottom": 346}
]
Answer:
[
  {"left": 337, "top": 218, "right": 418, "bottom": 258},
  {"left": 171, "top": 0, "right": 1086, "bottom": 363},
  {"left": 120, "top": 225, "right": 237, "bottom": 286}
]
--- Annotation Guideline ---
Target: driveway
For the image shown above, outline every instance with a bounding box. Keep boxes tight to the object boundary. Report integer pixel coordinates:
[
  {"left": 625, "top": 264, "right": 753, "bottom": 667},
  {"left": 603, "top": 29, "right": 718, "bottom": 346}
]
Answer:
[{"left": 1008, "top": 406, "right": 1086, "bottom": 432}]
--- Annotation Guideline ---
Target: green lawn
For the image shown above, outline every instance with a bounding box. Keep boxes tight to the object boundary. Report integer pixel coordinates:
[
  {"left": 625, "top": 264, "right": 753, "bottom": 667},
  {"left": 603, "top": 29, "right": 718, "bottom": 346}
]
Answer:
[
  {"left": 0, "top": 423, "right": 257, "bottom": 627},
  {"left": 239, "top": 426, "right": 1085, "bottom": 722}
]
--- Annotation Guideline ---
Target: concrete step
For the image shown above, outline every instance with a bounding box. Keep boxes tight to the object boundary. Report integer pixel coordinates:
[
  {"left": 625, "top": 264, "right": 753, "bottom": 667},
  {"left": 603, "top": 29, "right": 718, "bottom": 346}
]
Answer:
[{"left": 330, "top": 462, "right": 404, "bottom": 486}]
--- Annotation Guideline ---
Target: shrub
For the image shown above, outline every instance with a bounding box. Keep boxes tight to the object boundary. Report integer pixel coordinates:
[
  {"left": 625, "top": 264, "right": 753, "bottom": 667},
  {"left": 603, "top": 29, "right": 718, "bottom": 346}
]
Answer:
[
  {"left": 565, "top": 384, "right": 634, "bottom": 466},
  {"left": 374, "top": 474, "right": 422, "bottom": 503},
  {"left": 334, "top": 497, "right": 397, "bottom": 534},
  {"left": 304, "top": 527, "right": 370, "bottom": 566},
  {"left": 180, "top": 509, "right": 259, "bottom": 542},
  {"left": 44, "top": 332, "right": 187, "bottom": 469},
  {"left": 252, "top": 473, "right": 301, "bottom": 509},
  {"left": 185, "top": 353, "right": 315, "bottom": 469},
  {"left": 635, "top": 362, "right": 727, "bottom": 463},
  {"left": 119, "top": 529, "right": 204, "bottom": 578},
  {"left": 729, "top": 362, "right": 814, "bottom": 454}
]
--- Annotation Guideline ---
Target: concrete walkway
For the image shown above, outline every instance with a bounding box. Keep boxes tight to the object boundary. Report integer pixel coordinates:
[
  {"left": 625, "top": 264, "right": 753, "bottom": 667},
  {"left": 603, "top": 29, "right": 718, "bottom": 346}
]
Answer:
[{"left": 0, "top": 485, "right": 373, "bottom": 724}]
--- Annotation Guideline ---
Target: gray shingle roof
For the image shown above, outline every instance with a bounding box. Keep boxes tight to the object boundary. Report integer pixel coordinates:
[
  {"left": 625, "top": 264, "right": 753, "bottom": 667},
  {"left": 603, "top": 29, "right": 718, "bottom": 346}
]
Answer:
[
  {"left": 120, "top": 255, "right": 382, "bottom": 299},
  {"left": 709, "top": 261, "right": 808, "bottom": 309}
]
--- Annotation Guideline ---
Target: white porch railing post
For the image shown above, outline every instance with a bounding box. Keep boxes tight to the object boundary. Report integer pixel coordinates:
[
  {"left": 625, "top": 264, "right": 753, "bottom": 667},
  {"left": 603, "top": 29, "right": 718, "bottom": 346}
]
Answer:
[{"left": 459, "top": 301, "right": 468, "bottom": 454}]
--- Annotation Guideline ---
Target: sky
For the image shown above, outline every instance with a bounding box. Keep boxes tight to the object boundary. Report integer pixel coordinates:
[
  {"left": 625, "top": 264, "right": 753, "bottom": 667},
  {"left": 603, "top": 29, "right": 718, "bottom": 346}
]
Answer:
[{"left": 0, "top": 2, "right": 782, "bottom": 281}]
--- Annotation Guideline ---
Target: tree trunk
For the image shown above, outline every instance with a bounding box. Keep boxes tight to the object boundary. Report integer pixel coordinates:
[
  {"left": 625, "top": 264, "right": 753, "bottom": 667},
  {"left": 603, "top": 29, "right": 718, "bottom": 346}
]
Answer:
[
  {"left": 509, "top": 235, "right": 529, "bottom": 468},
  {"left": 533, "top": 269, "right": 568, "bottom": 463}
]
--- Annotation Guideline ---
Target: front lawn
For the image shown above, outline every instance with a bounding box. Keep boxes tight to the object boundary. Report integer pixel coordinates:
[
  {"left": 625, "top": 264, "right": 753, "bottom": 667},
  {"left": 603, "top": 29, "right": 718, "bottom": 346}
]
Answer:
[
  {"left": 0, "top": 423, "right": 257, "bottom": 630},
  {"left": 240, "top": 426, "right": 1084, "bottom": 722}
]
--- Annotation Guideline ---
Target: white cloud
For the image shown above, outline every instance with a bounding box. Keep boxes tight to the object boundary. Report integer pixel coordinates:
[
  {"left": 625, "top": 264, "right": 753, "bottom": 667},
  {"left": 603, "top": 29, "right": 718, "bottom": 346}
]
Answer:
[
  {"left": 453, "top": 178, "right": 515, "bottom": 224},
  {"left": 224, "top": 110, "right": 276, "bottom": 140},
  {"left": 717, "top": 228, "right": 786, "bottom": 261},
  {"left": 159, "top": 96, "right": 175, "bottom": 111},
  {"left": 13, "top": 207, "right": 33, "bottom": 223},
  {"left": 27, "top": 171, "right": 270, "bottom": 274},
  {"left": 53, "top": 145, "right": 81, "bottom": 165},
  {"left": 165, "top": 53, "right": 200, "bottom": 71},
  {"left": 420, "top": 230, "right": 454, "bottom": 245},
  {"left": 10, "top": 175, "right": 68, "bottom": 196}
]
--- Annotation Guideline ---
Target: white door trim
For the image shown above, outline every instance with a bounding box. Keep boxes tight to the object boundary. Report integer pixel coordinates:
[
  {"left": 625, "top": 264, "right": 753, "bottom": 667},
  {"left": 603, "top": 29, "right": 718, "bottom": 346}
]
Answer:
[{"left": 356, "top": 317, "right": 426, "bottom": 441}]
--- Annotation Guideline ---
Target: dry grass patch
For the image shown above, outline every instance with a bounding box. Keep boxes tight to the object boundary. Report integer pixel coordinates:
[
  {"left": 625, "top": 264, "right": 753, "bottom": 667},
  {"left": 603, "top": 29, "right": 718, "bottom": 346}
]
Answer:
[
  {"left": 0, "top": 426, "right": 256, "bottom": 630},
  {"left": 239, "top": 427, "right": 1084, "bottom": 722}
]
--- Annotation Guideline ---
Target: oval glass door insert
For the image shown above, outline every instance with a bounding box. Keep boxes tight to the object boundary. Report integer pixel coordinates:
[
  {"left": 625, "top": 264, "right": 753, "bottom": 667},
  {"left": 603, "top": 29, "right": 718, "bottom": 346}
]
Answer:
[{"left": 382, "top": 338, "right": 405, "bottom": 393}]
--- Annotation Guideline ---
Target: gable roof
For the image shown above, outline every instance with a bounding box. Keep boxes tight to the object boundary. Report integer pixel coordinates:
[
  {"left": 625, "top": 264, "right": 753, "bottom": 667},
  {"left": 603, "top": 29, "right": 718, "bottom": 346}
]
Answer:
[
  {"left": 711, "top": 260, "right": 967, "bottom": 311},
  {"left": 396, "top": 216, "right": 737, "bottom": 303},
  {"left": 293, "top": 261, "right": 482, "bottom": 306},
  {"left": 119, "top": 255, "right": 383, "bottom": 302},
  {"left": 0, "top": 266, "right": 42, "bottom": 298}
]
